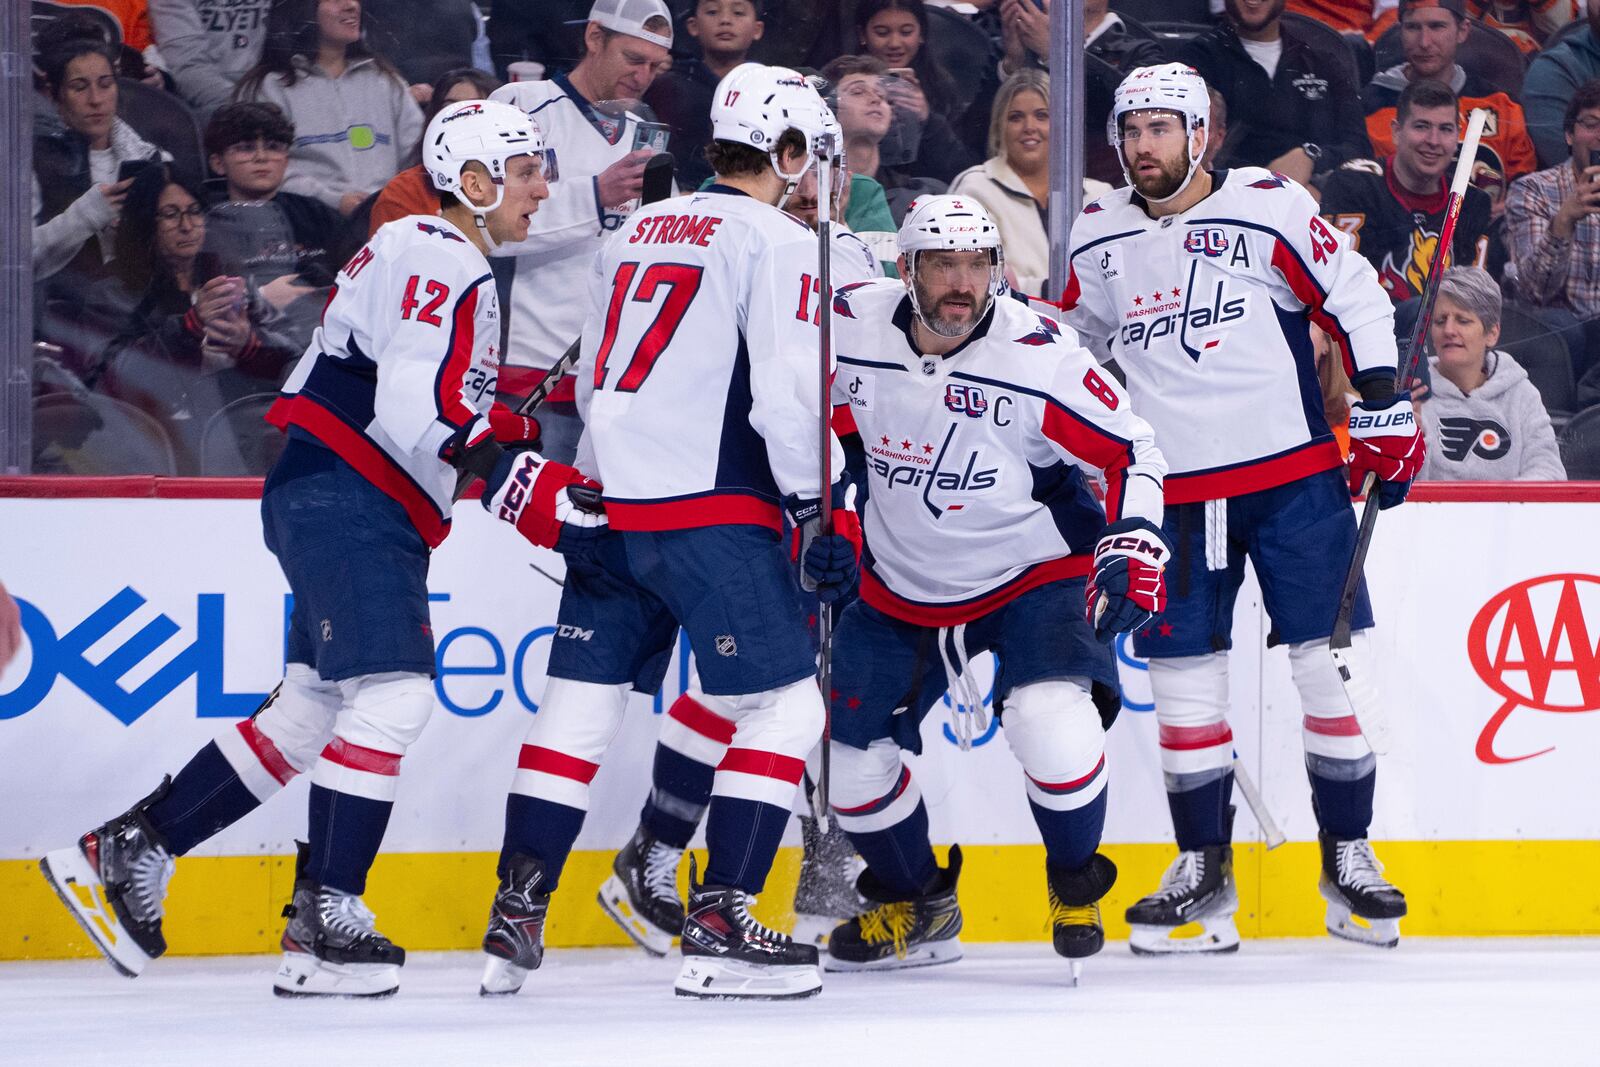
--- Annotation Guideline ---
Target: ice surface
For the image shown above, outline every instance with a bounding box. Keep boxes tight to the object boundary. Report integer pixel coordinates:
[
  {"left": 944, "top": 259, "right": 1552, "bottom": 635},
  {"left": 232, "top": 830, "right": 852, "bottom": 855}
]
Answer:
[{"left": 3, "top": 940, "right": 1594, "bottom": 1066}]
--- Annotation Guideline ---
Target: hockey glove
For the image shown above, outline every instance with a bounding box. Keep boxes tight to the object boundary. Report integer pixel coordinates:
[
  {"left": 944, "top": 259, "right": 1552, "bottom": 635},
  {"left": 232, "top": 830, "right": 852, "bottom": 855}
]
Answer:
[
  {"left": 487, "top": 401, "right": 541, "bottom": 452},
  {"left": 1087, "top": 517, "right": 1171, "bottom": 641},
  {"left": 1346, "top": 393, "right": 1423, "bottom": 510},
  {"left": 783, "top": 480, "right": 862, "bottom": 604},
  {"left": 482, "top": 449, "right": 606, "bottom": 554}
]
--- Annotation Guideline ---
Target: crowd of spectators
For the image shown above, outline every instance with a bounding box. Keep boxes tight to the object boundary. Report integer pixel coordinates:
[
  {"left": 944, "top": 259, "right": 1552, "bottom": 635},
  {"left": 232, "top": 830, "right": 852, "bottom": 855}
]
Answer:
[{"left": 23, "top": 0, "right": 1600, "bottom": 481}]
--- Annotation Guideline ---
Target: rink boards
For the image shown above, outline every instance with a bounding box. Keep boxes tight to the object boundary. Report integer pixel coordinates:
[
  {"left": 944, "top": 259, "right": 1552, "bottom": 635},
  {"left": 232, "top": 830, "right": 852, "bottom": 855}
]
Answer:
[{"left": 1, "top": 479, "right": 1598, "bottom": 959}]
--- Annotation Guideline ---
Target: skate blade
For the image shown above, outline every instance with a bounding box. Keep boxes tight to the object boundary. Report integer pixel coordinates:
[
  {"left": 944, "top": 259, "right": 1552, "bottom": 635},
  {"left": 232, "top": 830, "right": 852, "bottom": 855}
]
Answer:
[
  {"left": 1068, "top": 959, "right": 1082, "bottom": 987},
  {"left": 1127, "top": 920, "right": 1241, "bottom": 957},
  {"left": 479, "top": 953, "right": 530, "bottom": 996},
  {"left": 272, "top": 952, "right": 400, "bottom": 998},
  {"left": 823, "top": 938, "right": 962, "bottom": 973},
  {"left": 674, "top": 957, "right": 822, "bottom": 1000},
  {"left": 596, "top": 876, "right": 674, "bottom": 958},
  {"left": 1324, "top": 907, "right": 1401, "bottom": 949},
  {"left": 39, "top": 847, "right": 150, "bottom": 979},
  {"left": 791, "top": 914, "right": 840, "bottom": 949}
]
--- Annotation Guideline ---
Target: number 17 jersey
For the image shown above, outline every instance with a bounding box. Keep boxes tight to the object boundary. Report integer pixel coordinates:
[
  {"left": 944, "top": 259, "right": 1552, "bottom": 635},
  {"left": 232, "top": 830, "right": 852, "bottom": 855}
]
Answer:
[{"left": 576, "top": 186, "right": 844, "bottom": 532}]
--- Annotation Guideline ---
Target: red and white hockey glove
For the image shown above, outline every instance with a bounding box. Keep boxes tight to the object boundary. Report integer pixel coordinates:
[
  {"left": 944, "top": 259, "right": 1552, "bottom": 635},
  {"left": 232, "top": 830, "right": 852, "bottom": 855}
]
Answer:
[
  {"left": 482, "top": 450, "right": 606, "bottom": 554},
  {"left": 487, "top": 401, "right": 541, "bottom": 451},
  {"left": 1346, "top": 393, "right": 1423, "bottom": 510},
  {"left": 783, "top": 480, "right": 862, "bottom": 603},
  {"left": 1087, "top": 517, "right": 1171, "bottom": 641}
]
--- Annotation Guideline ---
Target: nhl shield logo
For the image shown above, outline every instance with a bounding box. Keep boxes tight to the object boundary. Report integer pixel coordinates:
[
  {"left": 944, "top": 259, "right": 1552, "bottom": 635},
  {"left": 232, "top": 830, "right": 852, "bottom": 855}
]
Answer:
[
  {"left": 715, "top": 634, "right": 738, "bottom": 657},
  {"left": 921, "top": 357, "right": 937, "bottom": 375}
]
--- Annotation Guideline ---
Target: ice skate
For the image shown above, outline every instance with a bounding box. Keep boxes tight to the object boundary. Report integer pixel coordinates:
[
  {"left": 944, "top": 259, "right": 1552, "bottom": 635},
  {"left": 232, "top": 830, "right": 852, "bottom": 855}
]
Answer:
[
  {"left": 1047, "top": 853, "right": 1116, "bottom": 985},
  {"left": 597, "top": 827, "right": 682, "bottom": 957},
  {"left": 825, "top": 845, "right": 962, "bottom": 973},
  {"left": 1125, "top": 844, "right": 1240, "bottom": 956},
  {"left": 39, "top": 778, "right": 176, "bottom": 978},
  {"left": 676, "top": 860, "right": 820, "bottom": 1000},
  {"left": 480, "top": 852, "right": 551, "bottom": 996},
  {"left": 791, "top": 814, "right": 865, "bottom": 948},
  {"left": 1319, "top": 833, "right": 1406, "bottom": 949},
  {"left": 273, "top": 843, "right": 405, "bottom": 998}
]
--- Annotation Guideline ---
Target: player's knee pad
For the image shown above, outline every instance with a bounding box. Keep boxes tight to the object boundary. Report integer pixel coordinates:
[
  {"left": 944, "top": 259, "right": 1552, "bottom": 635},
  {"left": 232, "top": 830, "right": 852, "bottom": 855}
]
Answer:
[
  {"left": 829, "top": 738, "right": 920, "bottom": 834},
  {"left": 1288, "top": 636, "right": 1375, "bottom": 774},
  {"left": 1146, "top": 653, "right": 1233, "bottom": 789},
  {"left": 1003, "top": 678, "right": 1108, "bottom": 812},
  {"left": 214, "top": 662, "right": 340, "bottom": 801},
  {"left": 310, "top": 671, "right": 435, "bottom": 802},
  {"left": 511, "top": 678, "right": 632, "bottom": 810},
  {"left": 709, "top": 678, "right": 825, "bottom": 809},
  {"left": 656, "top": 686, "right": 741, "bottom": 770}
]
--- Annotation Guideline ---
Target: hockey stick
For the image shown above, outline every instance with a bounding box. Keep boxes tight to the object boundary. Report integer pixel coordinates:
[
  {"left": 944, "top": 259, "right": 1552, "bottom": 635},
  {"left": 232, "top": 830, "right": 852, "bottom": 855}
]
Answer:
[
  {"left": 1328, "top": 108, "right": 1488, "bottom": 756},
  {"left": 1232, "top": 755, "right": 1286, "bottom": 850},
  {"left": 814, "top": 137, "right": 838, "bottom": 833}
]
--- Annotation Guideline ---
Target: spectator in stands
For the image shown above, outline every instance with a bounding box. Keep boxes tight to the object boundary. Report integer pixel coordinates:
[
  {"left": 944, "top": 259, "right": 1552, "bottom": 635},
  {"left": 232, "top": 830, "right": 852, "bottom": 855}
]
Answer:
[
  {"left": 1419, "top": 267, "right": 1567, "bottom": 480},
  {"left": 234, "top": 0, "right": 424, "bottom": 217},
  {"left": 1363, "top": 0, "right": 1537, "bottom": 182},
  {"left": 949, "top": 69, "right": 1111, "bottom": 297},
  {"left": 1321, "top": 80, "right": 1491, "bottom": 307},
  {"left": 47, "top": 0, "right": 168, "bottom": 87},
  {"left": 645, "top": 0, "right": 765, "bottom": 191},
  {"left": 1523, "top": 0, "right": 1600, "bottom": 167},
  {"left": 1505, "top": 77, "right": 1600, "bottom": 380},
  {"left": 1083, "top": 0, "right": 1168, "bottom": 186},
  {"left": 1202, "top": 86, "right": 1230, "bottom": 169},
  {"left": 1181, "top": 0, "right": 1372, "bottom": 184},
  {"left": 1288, "top": 0, "right": 1387, "bottom": 38},
  {"left": 368, "top": 68, "right": 501, "bottom": 234},
  {"left": 32, "top": 19, "right": 166, "bottom": 286},
  {"left": 149, "top": 0, "right": 274, "bottom": 117},
  {"left": 362, "top": 0, "right": 480, "bottom": 87},
  {"left": 856, "top": 1, "right": 961, "bottom": 127},
  {"left": 486, "top": 0, "right": 590, "bottom": 81},
  {"left": 1466, "top": 0, "right": 1582, "bottom": 54}
]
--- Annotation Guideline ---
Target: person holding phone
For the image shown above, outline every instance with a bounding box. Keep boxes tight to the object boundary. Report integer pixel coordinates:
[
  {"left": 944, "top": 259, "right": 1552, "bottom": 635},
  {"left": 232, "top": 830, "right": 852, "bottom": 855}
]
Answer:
[
  {"left": 852, "top": 0, "right": 975, "bottom": 183},
  {"left": 32, "top": 15, "right": 168, "bottom": 286},
  {"left": 1506, "top": 78, "right": 1600, "bottom": 381}
]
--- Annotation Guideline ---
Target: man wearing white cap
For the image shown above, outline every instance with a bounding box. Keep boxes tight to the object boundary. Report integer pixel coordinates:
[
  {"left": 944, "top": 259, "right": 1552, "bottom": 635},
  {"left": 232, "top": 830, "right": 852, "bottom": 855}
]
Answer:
[{"left": 489, "top": 0, "right": 676, "bottom": 462}]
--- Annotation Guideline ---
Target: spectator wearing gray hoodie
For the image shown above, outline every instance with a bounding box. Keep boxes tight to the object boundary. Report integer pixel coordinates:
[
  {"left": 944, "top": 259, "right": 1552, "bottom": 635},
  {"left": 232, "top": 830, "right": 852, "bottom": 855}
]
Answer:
[
  {"left": 1419, "top": 267, "right": 1566, "bottom": 481},
  {"left": 150, "top": 0, "right": 275, "bottom": 118},
  {"left": 234, "top": 0, "right": 423, "bottom": 217}
]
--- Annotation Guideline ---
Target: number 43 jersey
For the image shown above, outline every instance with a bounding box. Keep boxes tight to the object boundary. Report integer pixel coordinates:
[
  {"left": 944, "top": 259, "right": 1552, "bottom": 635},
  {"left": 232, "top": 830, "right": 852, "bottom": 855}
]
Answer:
[
  {"left": 576, "top": 186, "right": 846, "bottom": 532},
  {"left": 270, "top": 213, "right": 500, "bottom": 547},
  {"left": 830, "top": 279, "right": 1166, "bottom": 626},
  {"left": 1059, "top": 167, "right": 1399, "bottom": 505}
]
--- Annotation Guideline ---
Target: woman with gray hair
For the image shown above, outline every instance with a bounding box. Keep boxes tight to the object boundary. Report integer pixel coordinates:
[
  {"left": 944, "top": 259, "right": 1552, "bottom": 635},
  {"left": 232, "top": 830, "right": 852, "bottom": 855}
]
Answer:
[
  {"left": 1419, "top": 266, "right": 1566, "bottom": 481},
  {"left": 948, "top": 69, "right": 1110, "bottom": 297}
]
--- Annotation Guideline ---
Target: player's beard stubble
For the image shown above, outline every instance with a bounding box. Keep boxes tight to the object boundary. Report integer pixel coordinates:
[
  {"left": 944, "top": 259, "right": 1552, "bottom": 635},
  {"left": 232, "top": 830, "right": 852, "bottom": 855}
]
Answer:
[
  {"left": 1129, "top": 147, "right": 1191, "bottom": 203},
  {"left": 913, "top": 275, "right": 983, "bottom": 337}
]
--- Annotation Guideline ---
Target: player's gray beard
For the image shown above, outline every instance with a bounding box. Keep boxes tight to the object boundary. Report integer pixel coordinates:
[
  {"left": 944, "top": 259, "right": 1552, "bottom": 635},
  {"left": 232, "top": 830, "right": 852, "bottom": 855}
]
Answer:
[
  {"left": 914, "top": 279, "right": 982, "bottom": 337},
  {"left": 1131, "top": 152, "right": 1190, "bottom": 202}
]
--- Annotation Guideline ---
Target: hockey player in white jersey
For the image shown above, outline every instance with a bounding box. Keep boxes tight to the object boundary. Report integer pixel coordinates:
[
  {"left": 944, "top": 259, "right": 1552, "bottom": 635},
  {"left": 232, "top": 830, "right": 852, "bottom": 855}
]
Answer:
[
  {"left": 1058, "top": 64, "right": 1423, "bottom": 954},
  {"left": 476, "top": 64, "right": 857, "bottom": 1002},
  {"left": 38, "top": 99, "right": 604, "bottom": 997},
  {"left": 488, "top": 0, "right": 675, "bottom": 461},
  {"left": 595, "top": 108, "right": 883, "bottom": 957},
  {"left": 818, "top": 195, "right": 1169, "bottom": 978}
]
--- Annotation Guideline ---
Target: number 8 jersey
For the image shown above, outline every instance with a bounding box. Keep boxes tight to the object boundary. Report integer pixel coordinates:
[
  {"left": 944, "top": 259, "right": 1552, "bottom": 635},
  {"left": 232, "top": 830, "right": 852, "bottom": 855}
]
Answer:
[
  {"left": 1059, "top": 168, "right": 1399, "bottom": 504},
  {"left": 575, "top": 186, "right": 847, "bottom": 532},
  {"left": 270, "top": 214, "right": 501, "bottom": 547}
]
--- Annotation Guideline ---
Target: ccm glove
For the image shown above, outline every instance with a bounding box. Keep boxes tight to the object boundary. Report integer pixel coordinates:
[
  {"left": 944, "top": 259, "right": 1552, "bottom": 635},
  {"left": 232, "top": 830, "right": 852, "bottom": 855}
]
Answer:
[
  {"left": 1346, "top": 393, "right": 1423, "bottom": 510},
  {"left": 783, "top": 480, "right": 862, "bottom": 603},
  {"left": 482, "top": 449, "right": 606, "bottom": 554},
  {"left": 1086, "top": 517, "right": 1172, "bottom": 641}
]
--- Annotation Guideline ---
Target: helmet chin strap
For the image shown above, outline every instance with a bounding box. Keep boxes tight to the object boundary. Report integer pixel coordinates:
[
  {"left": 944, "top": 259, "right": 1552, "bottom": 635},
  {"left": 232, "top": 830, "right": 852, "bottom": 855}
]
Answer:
[{"left": 772, "top": 148, "right": 817, "bottom": 210}]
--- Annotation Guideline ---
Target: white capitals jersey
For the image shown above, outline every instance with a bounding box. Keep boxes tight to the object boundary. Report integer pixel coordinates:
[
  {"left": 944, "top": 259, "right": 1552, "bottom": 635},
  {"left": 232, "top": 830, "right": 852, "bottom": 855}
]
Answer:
[
  {"left": 491, "top": 77, "right": 661, "bottom": 374},
  {"left": 270, "top": 214, "right": 499, "bottom": 547},
  {"left": 1060, "top": 167, "right": 1398, "bottom": 505},
  {"left": 831, "top": 279, "right": 1166, "bottom": 627},
  {"left": 576, "top": 186, "right": 844, "bottom": 531}
]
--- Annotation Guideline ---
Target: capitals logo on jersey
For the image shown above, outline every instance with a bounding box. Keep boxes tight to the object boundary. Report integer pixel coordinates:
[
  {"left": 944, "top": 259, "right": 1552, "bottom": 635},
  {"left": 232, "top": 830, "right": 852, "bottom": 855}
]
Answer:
[
  {"left": 1013, "top": 317, "right": 1061, "bottom": 347},
  {"left": 868, "top": 422, "right": 1000, "bottom": 519},
  {"left": 1119, "top": 259, "right": 1251, "bottom": 360}
]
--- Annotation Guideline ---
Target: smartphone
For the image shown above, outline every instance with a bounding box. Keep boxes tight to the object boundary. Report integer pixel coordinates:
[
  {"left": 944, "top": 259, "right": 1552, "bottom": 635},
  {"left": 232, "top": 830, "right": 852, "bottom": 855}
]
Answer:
[
  {"left": 888, "top": 67, "right": 915, "bottom": 78},
  {"left": 194, "top": 251, "right": 224, "bottom": 286},
  {"left": 117, "top": 159, "right": 157, "bottom": 184},
  {"left": 1589, "top": 148, "right": 1600, "bottom": 170}
]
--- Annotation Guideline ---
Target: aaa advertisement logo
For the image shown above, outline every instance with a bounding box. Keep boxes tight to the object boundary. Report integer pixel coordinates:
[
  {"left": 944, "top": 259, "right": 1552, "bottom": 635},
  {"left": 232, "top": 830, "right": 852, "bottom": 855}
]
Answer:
[{"left": 1467, "top": 574, "right": 1600, "bottom": 764}]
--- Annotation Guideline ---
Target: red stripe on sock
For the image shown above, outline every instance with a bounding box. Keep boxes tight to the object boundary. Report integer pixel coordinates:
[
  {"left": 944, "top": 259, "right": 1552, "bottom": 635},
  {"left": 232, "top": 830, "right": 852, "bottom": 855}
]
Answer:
[
  {"left": 717, "top": 747, "right": 805, "bottom": 784},
  {"left": 517, "top": 744, "right": 600, "bottom": 783},
  {"left": 1158, "top": 722, "right": 1234, "bottom": 751},
  {"left": 1027, "top": 754, "right": 1106, "bottom": 794},
  {"left": 668, "top": 693, "right": 736, "bottom": 744},
  {"left": 1303, "top": 714, "right": 1363, "bottom": 737},
  {"left": 833, "top": 765, "right": 911, "bottom": 815},
  {"left": 320, "top": 738, "right": 402, "bottom": 776},
  {"left": 237, "top": 719, "right": 297, "bottom": 786}
]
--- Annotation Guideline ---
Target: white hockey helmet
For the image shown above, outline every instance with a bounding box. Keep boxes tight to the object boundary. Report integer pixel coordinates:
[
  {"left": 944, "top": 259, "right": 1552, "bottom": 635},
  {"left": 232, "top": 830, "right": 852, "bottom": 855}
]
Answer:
[
  {"left": 1108, "top": 63, "right": 1210, "bottom": 204},
  {"left": 897, "top": 194, "right": 1005, "bottom": 336},
  {"left": 710, "top": 63, "right": 836, "bottom": 207},
  {"left": 424, "top": 99, "right": 552, "bottom": 243}
]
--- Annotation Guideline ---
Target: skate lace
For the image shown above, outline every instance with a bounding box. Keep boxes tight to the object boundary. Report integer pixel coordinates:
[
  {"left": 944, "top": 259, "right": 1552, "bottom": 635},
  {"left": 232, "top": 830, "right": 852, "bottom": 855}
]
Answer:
[
  {"left": 1046, "top": 889, "right": 1098, "bottom": 930},
  {"left": 858, "top": 901, "right": 916, "bottom": 959},
  {"left": 126, "top": 848, "right": 175, "bottom": 924},
  {"left": 1150, "top": 850, "right": 1204, "bottom": 901},
  {"left": 730, "top": 893, "right": 791, "bottom": 947},
  {"left": 1335, "top": 839, "right": 1390, "bottom": 893},
  {"left": 318, "top": 891, "right": 380, "bottom": 941},
  {"left": 642, "top": 842, "right": 683, "bottom": 904}
]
